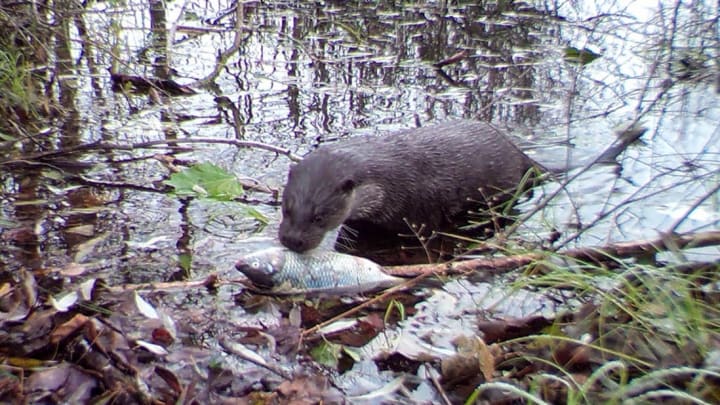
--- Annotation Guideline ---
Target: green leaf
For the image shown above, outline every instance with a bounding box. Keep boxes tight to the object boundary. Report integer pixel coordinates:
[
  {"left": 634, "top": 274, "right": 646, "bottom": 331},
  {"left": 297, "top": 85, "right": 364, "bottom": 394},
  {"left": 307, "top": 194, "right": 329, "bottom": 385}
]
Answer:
[
  {"left": 342, "top": 346, "right": 362, "bottom": 362},
  {"left": 245, "top": 207, "right": 269, "bottom": 225},
  {"left": 384, "top": 299, "right": 406, "bottom": 323},
  {"left": 178, "top": 253, "right": 192, "bottom": 272},
  {"left": 564, "top": 46, "right": 602, "bottom": 65},
  {"left": 164, "top": 163, "right": 244, "bottom": 201},
  {"left": 310, "top": 340, "right": 342, "bottom": 368}
]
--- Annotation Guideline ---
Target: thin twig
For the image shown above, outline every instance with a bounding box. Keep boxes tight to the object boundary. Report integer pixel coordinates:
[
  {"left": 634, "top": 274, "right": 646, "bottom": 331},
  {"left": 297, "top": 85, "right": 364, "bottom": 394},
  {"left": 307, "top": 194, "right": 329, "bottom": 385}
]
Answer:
[
  {"left": 219, "top": 338, "right": 294, "bottom": 380},
  {"left": 388, "top": 230, "right": 720, "bottom": 277},
  {"left": 668, "top": 181, "right": 720, "bottom": 234},
  {"left": 426, "top": 364, "right": 452, "bottom": 405},
  {"left": 192, "top": 4, "right": 249, "bottom": 88},
  {"left": 300, "top": 272, "right": 434, "bottom": 338},
  {"left": 0, "top": 137, "right": 303, "bottom": 165}
]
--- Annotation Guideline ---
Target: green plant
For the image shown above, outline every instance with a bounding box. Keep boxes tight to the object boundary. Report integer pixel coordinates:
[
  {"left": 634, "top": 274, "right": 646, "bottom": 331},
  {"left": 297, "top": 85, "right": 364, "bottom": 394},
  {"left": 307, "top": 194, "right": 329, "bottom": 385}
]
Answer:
[
  {"left": 0, "top": 48, "right": 33, "bottom": 116},
  {"left": 164, "top": 163, "right": 245, "bottom": 201},
  {"left": 480, "top": 253, "right": 720, "bottom": 404}
]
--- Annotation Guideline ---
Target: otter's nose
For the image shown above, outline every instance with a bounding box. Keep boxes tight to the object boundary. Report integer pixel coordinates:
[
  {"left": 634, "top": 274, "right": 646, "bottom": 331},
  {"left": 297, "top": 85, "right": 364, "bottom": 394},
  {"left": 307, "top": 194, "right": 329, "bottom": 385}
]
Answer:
[{"left": 280, "top": 234, "right": 310, "bottom": 252}]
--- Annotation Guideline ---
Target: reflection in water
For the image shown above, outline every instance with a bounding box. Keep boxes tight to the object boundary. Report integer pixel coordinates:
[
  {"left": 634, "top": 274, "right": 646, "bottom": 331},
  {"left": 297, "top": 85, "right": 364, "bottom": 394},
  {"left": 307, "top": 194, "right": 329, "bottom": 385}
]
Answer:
[
  {"left": 149, "top": 0, "right": 170, "bottom": 79},
  {"left": 172, "top": 198, "right": 193, "bottom": 281},
  {"left": 3, "top": 171, "right": 43, "bottom": 272},
  {"left": 183, "top": 0, "right": 558, "bottom": 134},
  {"left": 55, "top": 5, "right": 80, "bottom": 149}
]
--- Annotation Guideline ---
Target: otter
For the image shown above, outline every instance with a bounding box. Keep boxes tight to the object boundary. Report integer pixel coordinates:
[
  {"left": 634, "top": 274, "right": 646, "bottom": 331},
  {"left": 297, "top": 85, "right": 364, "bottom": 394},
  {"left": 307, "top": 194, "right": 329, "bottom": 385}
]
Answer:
[{"left": 278, "top": 119, "right": 541, "bottom": 253}]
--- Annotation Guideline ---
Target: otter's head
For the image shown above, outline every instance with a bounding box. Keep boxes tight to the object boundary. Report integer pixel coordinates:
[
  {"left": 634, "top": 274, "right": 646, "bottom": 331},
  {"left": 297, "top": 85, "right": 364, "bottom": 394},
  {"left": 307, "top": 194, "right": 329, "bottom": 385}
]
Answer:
[{"left": 279, "top": 152, "right": 357, "bottom": 252}]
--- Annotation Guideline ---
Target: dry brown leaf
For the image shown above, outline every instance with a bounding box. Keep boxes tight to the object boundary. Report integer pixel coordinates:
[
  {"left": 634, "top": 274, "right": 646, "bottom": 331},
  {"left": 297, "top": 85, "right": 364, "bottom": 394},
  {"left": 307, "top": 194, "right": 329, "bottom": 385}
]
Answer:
[
  {"left": 156, "top": 366, "right": 183, "bottom": 393},
  {"left": 58, "top": 263, "right": 88, "bottom": 277},
  {"left": 151, "top": 327, "right": 175, "bottom": 346},
  {"left": 442, "top": 335, "right": 496, "bottom": 387},
  {"left": 50, "top": 313, "right": 89, "bottom": 344},
  {"left": 457, "top": 335, "right": 495, "bottom": 381}
]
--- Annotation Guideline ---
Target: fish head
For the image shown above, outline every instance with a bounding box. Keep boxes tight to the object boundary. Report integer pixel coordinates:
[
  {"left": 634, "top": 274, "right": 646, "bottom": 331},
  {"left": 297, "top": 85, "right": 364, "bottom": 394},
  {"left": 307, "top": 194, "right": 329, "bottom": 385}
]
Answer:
[{"left": 234, "top": 248, "right": 286, "bottom": 289}]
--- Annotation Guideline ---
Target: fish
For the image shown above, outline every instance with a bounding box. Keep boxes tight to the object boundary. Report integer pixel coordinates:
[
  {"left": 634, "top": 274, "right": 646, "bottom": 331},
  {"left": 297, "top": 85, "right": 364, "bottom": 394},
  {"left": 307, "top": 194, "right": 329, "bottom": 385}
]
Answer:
[{"left": 235, "top": 246, "right": 406, "bottom": 296}]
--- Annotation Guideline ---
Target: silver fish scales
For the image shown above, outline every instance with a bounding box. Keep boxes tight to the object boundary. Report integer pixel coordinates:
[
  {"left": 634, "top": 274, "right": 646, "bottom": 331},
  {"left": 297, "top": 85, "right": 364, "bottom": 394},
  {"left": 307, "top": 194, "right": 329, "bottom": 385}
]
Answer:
[{"left": 235, "top": 247, "right": 404, "bottom": 295}]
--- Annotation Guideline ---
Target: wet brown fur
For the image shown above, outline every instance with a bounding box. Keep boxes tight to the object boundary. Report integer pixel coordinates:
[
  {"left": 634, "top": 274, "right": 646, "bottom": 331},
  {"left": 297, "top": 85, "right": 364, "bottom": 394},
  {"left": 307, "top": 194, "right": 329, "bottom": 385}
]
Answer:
[{"left": 279, "top": 120, "right": 540, "bottom": 253}]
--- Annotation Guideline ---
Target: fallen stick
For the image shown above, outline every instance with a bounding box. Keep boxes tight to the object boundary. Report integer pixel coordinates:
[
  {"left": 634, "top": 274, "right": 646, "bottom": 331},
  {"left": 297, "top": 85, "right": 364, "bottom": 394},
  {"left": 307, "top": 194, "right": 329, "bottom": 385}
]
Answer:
[
  {"left": 103, "top": 231, "right": 720, "bottom": 293},
  {"left": 561, "top": 230, "right": 720, "bottom": 262},
  {"left": 433, "top": 50, "right": 469, "bottom": 68},
  {"left": 386, "top": 230, "right": 720, "bottom": 277}
]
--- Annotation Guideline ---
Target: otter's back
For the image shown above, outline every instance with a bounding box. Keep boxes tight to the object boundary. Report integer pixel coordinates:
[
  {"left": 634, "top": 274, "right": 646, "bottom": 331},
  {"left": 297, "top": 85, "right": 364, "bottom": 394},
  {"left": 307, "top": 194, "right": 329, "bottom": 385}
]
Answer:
[{"left": 324, "top": 119, "right": 538, "bottom": 231}]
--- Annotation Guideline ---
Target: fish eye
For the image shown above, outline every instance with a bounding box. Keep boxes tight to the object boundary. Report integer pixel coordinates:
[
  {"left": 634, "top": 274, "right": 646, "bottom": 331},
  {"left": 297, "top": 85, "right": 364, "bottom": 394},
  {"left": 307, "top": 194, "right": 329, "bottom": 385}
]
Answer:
[{"left": 250, "top": 259, "right": 261, "bottom": 269}]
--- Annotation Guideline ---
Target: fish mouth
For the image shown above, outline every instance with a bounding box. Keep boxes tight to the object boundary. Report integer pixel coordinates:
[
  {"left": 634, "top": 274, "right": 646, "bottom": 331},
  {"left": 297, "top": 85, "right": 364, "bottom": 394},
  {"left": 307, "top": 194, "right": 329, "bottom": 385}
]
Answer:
[{"left": 235, "top": 259, "right": 275, "bottom": 289}]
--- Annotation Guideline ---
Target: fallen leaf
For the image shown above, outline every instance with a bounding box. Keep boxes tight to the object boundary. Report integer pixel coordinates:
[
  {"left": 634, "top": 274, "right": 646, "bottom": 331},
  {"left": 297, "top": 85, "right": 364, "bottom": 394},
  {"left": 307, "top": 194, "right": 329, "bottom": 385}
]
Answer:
[
  {"left": 134, "top": 292, "right": 159, "bottom": 319},
  {"left": 2, "top": 227, "right": 36, "bottom": 245},
  {"left": 316, "top": 319, "right": 358, "bottom": 336},
  {"left": 135, "top": 340, "right": 169, "bottom": 356},
  {"left": 65, "top": 224, "right": 95, "bottom": 236},
  {"left": 310, "top": 340, "right": 342, "bottom": 368},
  {"left": 5, "top": 356, "right": 50, "bottom": 368},
  {"left": 276, "top": 375, "right": 343, "bottom": 403},
  {"left": 442, "top": 335, "right": 495, "bottom": 387},
  {"left": 51, "top": 314, "right": 90, "bottom": 344},
  {"left": 25, "top": 362, "right": 98, "bottom": 402},
  {"left": 58, "top": 262, "right": 88, "bottom": 277},
  {"left": 164, "top": 163, "right": 244, "bottom": 201},
  {"left": 477, "top": 315, "right": 555, "bottom": 343},
  {"left": 20, "top": 269, "right": 38, "bottom": 309},
  {"left": 152, "top": 327, "right": 175, "bottom": 346},
  {"left": 78, "top": 279, "right": 96, "bottom": 300},
  {"left": 155, "top": 365, "right": 183, "bottom": 393},
  {"left": 49, "top": 291, "right": 78, "bottom": 312},
  {"left": 0, "top": 282, "right": 11, "bottom": 298}
]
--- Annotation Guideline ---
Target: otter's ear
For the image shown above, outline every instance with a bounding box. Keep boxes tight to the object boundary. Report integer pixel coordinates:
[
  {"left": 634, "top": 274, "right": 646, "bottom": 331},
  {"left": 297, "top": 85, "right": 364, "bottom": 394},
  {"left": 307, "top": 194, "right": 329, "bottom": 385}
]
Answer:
[{"left": 339, "top": 178, "right": 356, "bottom": 193}]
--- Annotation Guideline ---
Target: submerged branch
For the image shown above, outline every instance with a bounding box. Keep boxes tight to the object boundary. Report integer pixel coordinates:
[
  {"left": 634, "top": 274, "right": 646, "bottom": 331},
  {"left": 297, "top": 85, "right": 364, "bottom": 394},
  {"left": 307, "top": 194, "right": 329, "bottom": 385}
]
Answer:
[
  {"left": 667, "top": 181, "right": 720, "bottom": 233},
  {"left": 192, "top": 5, "right": 250, "bottom": 88},
  {"left": 0, "top": 137, "right": 303, "bottom": 165},
  {"left": 118, "top": 138, "right": 302, "bottom": 161}
]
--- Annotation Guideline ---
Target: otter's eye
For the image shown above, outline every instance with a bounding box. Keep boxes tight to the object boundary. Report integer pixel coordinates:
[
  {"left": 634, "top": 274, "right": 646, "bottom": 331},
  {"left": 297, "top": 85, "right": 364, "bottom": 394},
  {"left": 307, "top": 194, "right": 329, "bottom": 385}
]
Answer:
[{"left": 311, "top": 214, "right": 323, "bottom": 224}]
